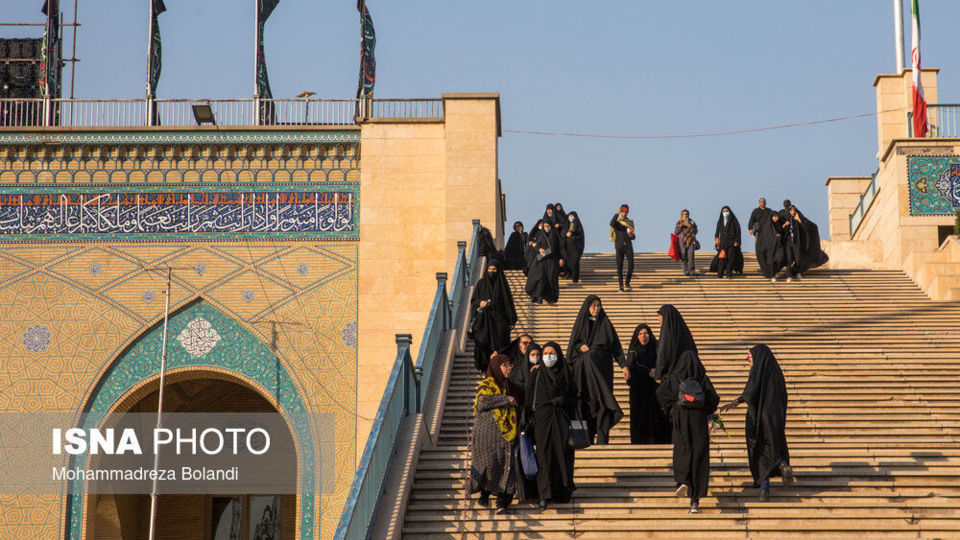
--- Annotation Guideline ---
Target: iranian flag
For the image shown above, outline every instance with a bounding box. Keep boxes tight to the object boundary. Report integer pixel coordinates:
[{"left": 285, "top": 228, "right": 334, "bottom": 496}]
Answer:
[{"left": 911, "top": 0, "right": 928, "bottom": 137}]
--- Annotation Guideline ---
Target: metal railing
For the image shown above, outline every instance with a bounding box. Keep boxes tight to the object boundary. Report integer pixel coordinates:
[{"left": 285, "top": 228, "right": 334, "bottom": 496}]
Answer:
[
  {"left": 0, "top": 97, "right": 444, "bottom": 128},
  {"left": 908, "top": 104, "right": 960, "bottom": 138},
  {"left": 849, "top": 171, "right": 879, "bottom": 237},
  {"left": 335, "top": 220, "right": 481, "bottom": 540}
]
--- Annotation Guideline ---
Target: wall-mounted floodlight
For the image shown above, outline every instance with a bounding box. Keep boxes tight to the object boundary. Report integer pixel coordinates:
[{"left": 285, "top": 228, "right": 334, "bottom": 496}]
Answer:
[{"left": 192, "top": 104, "right": 216, "bottom": 126}]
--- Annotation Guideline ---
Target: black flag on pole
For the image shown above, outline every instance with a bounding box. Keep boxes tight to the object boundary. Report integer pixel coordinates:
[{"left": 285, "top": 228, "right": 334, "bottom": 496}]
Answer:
[
  {"left": 149, "top": 0, "right": 166, "bottom": 97},
  {"left": 356, "top": 0, "right": 376, "bottom": 99},
  {"left": 39, "top": 0, "right": 61, "bottom": 99},
  {"left": 148, "top": 0, "right": 166, "bottom": 126},
  {"left": 257, "top": 0, "right": 279, "bottom": 124}
]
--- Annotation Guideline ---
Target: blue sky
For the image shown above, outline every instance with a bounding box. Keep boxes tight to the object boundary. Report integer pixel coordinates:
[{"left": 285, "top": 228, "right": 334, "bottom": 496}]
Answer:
[{"left": 6, "top": 0, "right": 960, "bottom": 251}]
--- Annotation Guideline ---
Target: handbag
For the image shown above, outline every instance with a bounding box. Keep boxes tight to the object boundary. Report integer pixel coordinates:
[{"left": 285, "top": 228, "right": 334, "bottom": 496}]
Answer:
[
  {"left": 678, "top": 379, "right": 705, "bottom": 409},
  {"left": 567, "top": 397, "right": 592, "bottom": 450},
  {"left": 518, "top": 432, "right": 538, "bottom": 478},
  {"left": 668, "top": 233, "right": 681, "bottom": 262},
  {"left": 536, "top": 247, "right": 553, "bottom": 261}
]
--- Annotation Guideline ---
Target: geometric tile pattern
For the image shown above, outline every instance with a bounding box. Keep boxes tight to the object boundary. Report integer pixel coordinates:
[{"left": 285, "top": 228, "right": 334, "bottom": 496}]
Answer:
[
  {"left": 64, "top": 301, "right": 317, "bottom": 540},
  {"left": 908, "top": 155, "right": 960, "bottom": 215},
  {"left": 0, "top": 135, "right": 360, "bottom": 540}
]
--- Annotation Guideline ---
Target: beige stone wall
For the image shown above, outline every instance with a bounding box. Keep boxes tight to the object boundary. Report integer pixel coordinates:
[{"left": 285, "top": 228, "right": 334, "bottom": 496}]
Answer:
[
  {"left": 356, "top": 94, "right": 501, "bottom": 459},
  {"left": 874, "top": 69, "right": 939, "bottom": 158}
]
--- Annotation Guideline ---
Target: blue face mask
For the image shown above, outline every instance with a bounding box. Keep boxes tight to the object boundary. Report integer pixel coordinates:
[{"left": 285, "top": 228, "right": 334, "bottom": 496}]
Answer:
[{"left": 723, "top": 211, "right": 731, "bottom": 218}]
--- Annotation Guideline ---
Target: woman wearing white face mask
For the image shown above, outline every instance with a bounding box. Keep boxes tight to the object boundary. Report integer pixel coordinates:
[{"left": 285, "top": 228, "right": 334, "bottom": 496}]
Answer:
[
  {"left": 526, "top": 342, "right": 577, "bottom": 511},
  {"left": 713, "top": 205, "right": 742, "bottom": 279}
]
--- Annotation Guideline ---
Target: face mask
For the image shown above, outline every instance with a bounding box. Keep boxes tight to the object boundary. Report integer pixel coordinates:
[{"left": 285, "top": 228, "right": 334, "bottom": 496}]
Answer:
[
  {"left": 723, "top": 211, "right": 730, "bottom": 218},
  {"left": 568, "top": 215, "right": 575, "bottom": 222},
  {"left": 543, "top": 354, "right": 558, "bottom": 368},
  {"left": 542, "top": 226, "right": 549, "bottom": 231},
  {"left": 589, "top": 316, "right": 597, "bottom": 321},
  {"left": 529, "top": 354, "right": 540, "bottom": 365}
]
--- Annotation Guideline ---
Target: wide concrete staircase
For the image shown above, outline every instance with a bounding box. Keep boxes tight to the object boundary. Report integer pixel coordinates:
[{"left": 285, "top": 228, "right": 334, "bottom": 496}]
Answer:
[{"left": 401, "top": 253, "right": 960, "bottom": 538}]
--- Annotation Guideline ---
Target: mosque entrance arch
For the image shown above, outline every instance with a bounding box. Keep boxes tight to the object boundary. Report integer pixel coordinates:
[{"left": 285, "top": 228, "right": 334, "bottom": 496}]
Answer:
[{"left": 64, "top": 301, "right": 317, "bottom": 540}]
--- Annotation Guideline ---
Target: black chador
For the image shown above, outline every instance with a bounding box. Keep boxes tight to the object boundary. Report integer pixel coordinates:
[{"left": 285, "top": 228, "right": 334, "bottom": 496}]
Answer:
[
  {"left": 755, "top": 213, "right": 785, "bottom": 279},
  {"left": 732, "top": 344, "right": 790, "bottom": 488},
  {"left": 526, "top": 342, "right": 576, "bottom": 507},
  {"left": 503, "top": 334, "right": 534, "bottom": 388},
  {"left": 469, "top": 259, "right": 517, "bottom": 372},
  {"left": 713, "top": 206, "right": 742, "bottom": 278},
  {"left": 524, "top": 222, "right": 561, "bottom": 303},
  {"left": 655, "top": 304, "right": 697, "bottom": 381},
  {"left": 748, "top": 205, "right": 775, "bottom": 276},
  {"left": 513, "top": 343, "right": 541, "bottom": 502},
  {"left": 542, "top": 204, "right": 566, "bottom": 237},
  {"left": 656, "top": 351, "right": 719, "bottom": 505},
  {"left": 523, "top": 219, "right": 544, "bottom": 276},
  {"left": 562, "top": 211, "right": 586, "bottom": 283},
  {"left": 504, "top": 221, "right": 528, "bottom": 271},
  {"left": 566, "top": 295, "right": 624, "bottom": 445},
  {"left": 620, "top": 324, "right": 671, "bottom": 444},
  {"left": 791, "top": 207, "right": 830, "bottom": 274}
]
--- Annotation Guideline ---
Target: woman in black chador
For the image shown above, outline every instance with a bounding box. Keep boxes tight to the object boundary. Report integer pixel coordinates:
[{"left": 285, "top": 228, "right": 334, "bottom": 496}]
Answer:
[
  {"left": 562, "top": 211, "right": 586, "bottom": 283},
  {"left": 469, "top": 259, "right": 517, "bottom": 372},
  {"left": 526, "top": 341, "right": 576, "bottom": 511},
  {"left": 713, "top": 205, "right": 742, "bottom": 278},
  {"left": 756, "top": 211, "right": 785, "bottom": 280},
  {"left": 524, "top": 219, "right": 544, "bottom": 276},
  {"left": 513, "top": 343, "right": 541, "bottom": 502},
  {"left": 503, "top": 221, "right": 527, "bottom": 270},
  {"left": 504, "top": 221, "right": 528, "bottom": 271},
  {"left": 721, "top": 344, "right": 792, "bottom": 501},
  {"left": 654, "top": 305, "right": 698, "bottom": 382},
  {"left": 620, "top": 323, "right": 671, "bottom": 444},
  {"left": 656, "top": 351, "right": 719, "bottom": 514},
  {"left": 567, "top": 295, "right": 624, "bottom": 445},
  {"left": 524, "top": 220, "right": 562, "bottom": 304}
]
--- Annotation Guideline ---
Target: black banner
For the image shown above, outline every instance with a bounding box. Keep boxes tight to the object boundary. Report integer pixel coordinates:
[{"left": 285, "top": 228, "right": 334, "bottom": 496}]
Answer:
[
  {"left": 256, "top": 0, "right": 279, "bottom": 124},
  {"left": 356, "top": 0, "right": 376, "bottom": 99}
]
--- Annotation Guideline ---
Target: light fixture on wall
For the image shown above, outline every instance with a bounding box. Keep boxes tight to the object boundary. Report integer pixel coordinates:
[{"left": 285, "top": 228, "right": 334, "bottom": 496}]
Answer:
[{"left": 192, "top": 104, "right": 216, "bottom": 126}]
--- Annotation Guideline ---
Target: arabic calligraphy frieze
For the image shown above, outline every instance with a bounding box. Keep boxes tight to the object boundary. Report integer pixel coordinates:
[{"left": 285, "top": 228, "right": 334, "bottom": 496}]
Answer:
[{"left": 0, "top": 183, "right": 358, "bottom": 242}]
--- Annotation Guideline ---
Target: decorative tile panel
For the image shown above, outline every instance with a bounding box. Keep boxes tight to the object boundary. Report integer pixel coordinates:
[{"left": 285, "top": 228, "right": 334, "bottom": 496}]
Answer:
[{"left": 908, "top": 156, "right": 960, "bottom": 215}]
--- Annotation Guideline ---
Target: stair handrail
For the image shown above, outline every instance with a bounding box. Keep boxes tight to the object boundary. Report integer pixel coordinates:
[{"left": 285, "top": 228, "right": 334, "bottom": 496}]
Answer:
[{"left": 334, "top": 220, "right": 482, "bottom": 540}]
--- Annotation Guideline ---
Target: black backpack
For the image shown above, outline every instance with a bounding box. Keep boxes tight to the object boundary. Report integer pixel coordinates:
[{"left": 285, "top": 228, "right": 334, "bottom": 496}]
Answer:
[{"left": 678, "top": 379, "right": 705, "bottom": 409}]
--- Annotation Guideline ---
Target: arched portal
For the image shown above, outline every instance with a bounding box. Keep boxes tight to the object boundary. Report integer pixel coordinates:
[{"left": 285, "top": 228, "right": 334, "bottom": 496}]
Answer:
[{"left": 64, "top": 301, "right": 316, "bottom": 540}]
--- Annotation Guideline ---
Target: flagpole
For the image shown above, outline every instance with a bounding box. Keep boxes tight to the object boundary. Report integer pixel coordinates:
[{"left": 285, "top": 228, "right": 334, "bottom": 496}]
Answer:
[
  {"left": 147, "top": 268, "right": 172, "bottom": 540},
  {"left": 894, "top": 0, "right": 905, "bottom": 73},
  {"left": 147, "top": 0, "right": 155, "bottom": 125},
  {"left": 253, "top": 0, "right": 261, "bottom": 125}
]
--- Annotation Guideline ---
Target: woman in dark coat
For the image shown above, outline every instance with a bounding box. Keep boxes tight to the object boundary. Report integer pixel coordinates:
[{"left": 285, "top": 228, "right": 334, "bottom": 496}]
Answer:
[
  {"left": 722, "top": 344, "right": 792, "bottom": 500},
  {"left": 471, "top": 354, "right": 523, "bottom": 513},
  {"left": 504, "top": 334, "right": 535, "bottom": 388},
  {"left": 544, "top": 203, "right": 567, "bottom": 237},
  {"left": 654, "top": 305, "right": 698, "bottom": 381},
  {"left": 620, "top": 323, "right": 671, "bottom": 444},
  {"left": 713, "top": 205, "right": 742, "bottom": 278},
  {"left": 656, "top": 350, "right": 719, "bottom": 513},
  {"left": 526, "top": 341, "right": 577, "bottom": 511},
  {"left": 470, "top": 259, "right": 517, "bottom": 372},
  {"left": 524, "top": 220, "right": 561, "bottom": 304},
  {"left": 567, "top": 295, "right": 624, "bottom": 444},
  {"left": 504, "top": 221, "right": 528, "bottom": 271},
  {"left": 562, "top": 211, "right": 586, "bottom": 283}
]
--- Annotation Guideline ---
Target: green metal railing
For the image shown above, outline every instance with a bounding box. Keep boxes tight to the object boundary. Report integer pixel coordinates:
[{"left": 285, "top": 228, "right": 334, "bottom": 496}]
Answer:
[
  {"left": 849, "top": 171, "right": 879, "bottom": 237},
  {"left": 334, "top": 220, "right": 481, "bottom": 540}
]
